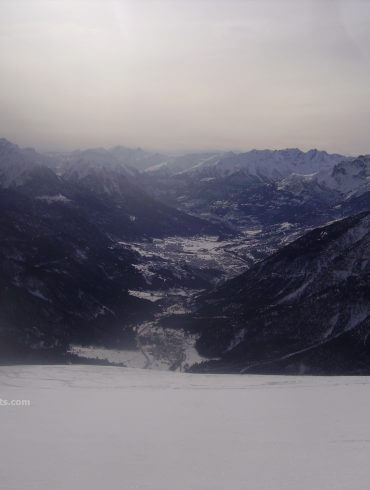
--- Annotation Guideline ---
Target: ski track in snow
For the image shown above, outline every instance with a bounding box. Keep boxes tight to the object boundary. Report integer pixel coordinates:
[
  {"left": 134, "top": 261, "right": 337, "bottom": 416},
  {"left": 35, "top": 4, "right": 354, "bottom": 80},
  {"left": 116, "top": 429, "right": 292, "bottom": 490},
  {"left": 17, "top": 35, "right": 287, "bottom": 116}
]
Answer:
[{"left": 1, "top": 365, "right": 370, "bottom": 490}]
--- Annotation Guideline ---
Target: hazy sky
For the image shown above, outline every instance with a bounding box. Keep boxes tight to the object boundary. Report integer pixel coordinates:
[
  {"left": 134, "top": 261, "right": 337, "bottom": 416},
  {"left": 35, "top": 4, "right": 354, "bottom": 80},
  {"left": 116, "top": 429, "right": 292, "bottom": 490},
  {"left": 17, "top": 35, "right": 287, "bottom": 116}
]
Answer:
[{"left": 0, "top": 0, "right": 369, "bottom": 154}]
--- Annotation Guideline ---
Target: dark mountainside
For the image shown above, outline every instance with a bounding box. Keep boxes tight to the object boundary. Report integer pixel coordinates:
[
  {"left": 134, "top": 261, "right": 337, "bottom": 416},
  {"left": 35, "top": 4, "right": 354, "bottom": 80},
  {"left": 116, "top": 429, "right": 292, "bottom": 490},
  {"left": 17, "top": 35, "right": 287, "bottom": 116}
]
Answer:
[
  {"left": 0, "top": 187, "right": 157, "bottom": 362},
  {"left": 180, "top": 212, "right": 370, "bottom": 374}
]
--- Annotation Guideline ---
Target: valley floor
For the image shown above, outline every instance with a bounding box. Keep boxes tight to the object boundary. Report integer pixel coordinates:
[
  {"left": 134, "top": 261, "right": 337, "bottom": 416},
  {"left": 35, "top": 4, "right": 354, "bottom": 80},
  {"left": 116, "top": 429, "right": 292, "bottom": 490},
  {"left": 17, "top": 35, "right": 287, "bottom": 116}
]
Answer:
[
  {"left": 1, "top": 365, "right": 370, "bottom": 489},
  {"left": 69, "top": 225, "right": 305, "bottom": 371}
]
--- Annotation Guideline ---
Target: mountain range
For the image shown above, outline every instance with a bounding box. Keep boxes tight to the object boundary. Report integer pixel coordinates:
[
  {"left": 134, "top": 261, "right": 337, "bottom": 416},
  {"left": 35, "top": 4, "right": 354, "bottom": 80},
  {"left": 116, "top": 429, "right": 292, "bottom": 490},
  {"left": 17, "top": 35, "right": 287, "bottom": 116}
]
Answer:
[{"left": 1, "top": 137, "right": 370, "bottom": 372}]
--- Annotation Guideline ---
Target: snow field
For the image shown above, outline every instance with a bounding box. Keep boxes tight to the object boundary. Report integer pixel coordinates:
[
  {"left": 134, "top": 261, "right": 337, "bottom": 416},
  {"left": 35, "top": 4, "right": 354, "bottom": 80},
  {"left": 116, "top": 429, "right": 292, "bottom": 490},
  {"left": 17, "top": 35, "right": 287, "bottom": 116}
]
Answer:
[{"left": 1, "top": 366, "right": 370, "bottom": 490}]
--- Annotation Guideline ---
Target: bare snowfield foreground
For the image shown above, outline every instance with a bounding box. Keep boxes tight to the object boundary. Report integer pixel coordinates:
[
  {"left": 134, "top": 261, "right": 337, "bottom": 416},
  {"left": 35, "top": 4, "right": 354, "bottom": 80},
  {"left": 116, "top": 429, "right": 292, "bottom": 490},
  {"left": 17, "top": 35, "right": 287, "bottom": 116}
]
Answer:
[{"left": 1, "top": 366, "right": 370, "bottom": 490}]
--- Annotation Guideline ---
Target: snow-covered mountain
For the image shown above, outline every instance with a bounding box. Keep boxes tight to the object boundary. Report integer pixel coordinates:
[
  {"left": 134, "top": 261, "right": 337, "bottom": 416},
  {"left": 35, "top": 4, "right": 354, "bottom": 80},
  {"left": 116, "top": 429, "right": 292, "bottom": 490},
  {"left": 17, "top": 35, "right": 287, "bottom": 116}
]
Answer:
[
  {"left": 0, "top": 138, "right": 58, "bottom": 188},
  {"left": 169, "top": 148, "right": 347, "bottom": 181},
  {"left": 51, "top": 146, "right": 167, "bottom": 174},
  {"left": 0, "top": 139, "right": 229, "bottom": 239},
  {"left": 110, "top": 145, "right": 167, "bottom": 171},
  {"left": 279, "top": 155, "right": 370, "bottom": 196},
  {"left": 56, "top": 147, "right": 139, "bottom": 179},
  {"left": 138, "top": 148, "right": 351, "bottom": 231},
  {"left": 181, "top": 211, "right": 370, "bottom": 374},
  {"left": 276, "top": 155, "right": 370, "bottom": 222},
  {"left": 326, "top": 155, "right": 370, "bottom": 194}
]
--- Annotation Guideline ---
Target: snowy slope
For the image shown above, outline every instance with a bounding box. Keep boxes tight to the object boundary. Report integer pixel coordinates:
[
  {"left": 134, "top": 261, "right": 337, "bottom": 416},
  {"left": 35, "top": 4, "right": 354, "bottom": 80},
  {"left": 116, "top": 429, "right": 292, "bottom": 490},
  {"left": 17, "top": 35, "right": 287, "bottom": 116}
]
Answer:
[
  {"left": 144, "top": 152, "right": 222, "bottom": 176},
  {"left": 1, "top": 365, "right": 370, "bottom": 490}
]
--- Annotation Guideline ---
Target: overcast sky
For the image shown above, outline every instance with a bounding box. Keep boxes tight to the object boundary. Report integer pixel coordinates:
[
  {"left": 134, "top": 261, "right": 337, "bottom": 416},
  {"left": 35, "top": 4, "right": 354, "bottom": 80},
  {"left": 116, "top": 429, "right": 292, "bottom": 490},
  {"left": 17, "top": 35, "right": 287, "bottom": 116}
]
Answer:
[{"left": 0, "top": 0, "right": 369, "bottom": 154}]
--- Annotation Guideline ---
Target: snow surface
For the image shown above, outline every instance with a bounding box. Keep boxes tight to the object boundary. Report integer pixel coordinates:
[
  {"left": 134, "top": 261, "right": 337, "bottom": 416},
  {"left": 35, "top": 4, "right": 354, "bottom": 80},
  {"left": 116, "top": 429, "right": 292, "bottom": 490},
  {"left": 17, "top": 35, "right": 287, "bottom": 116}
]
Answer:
[
  {"left": 128, "top": 290, "right": 165, "bottom": 302},
  {"left": 36, "top": 194, "right": 71, "bottom": 204},
  {"left": 120, "top": 235, "right": 250, "bottom": 285},
  {"left": 1, "top": 365, "right": 370, "bottom": 490},
  {"left": 69, "top": 345, "right": 149, "bottom": 368},
  {"left": 69, "top": 324, "right": 208, "bottom": 371}
]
